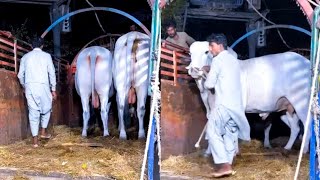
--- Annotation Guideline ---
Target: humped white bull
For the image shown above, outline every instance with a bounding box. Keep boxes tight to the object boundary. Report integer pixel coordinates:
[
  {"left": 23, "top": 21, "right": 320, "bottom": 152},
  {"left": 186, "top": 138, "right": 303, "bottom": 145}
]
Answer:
[
  {"left": 187, "top": 41, "right": 311, "bottom": 153},
  {"left": 75, "top": 46, "right": 114, "bottom": 137},
  {"left": 113, "top": 31, "right": 151, "bottom": 140}
]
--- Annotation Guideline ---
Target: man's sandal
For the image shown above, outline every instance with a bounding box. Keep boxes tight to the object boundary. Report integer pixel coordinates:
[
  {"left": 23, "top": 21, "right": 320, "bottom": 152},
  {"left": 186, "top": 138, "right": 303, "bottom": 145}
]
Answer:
[
  {"left": 211, "top": 170, "right": 236, "bottom": 178},
  {"left": 40, "top": 134, "right": 52, "bottom": 139}
]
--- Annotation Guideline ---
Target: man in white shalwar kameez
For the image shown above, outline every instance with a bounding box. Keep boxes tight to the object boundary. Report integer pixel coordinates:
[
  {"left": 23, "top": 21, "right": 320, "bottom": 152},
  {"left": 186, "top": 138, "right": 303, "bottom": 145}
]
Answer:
[
  {"left": 202, "top": 33, "right": 250, "bottom": 178},
  {"left": 17, "top": 37, "right": 57, "bottom": 148}
]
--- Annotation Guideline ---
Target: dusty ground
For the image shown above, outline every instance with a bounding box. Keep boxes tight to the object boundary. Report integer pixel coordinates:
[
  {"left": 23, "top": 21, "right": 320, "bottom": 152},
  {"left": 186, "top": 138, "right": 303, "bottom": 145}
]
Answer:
[
  {"left": 0, "top": 125, "right": 146, "bottom": 180},
  {"left": 162, "top": 137, "right": 309, "bottom": 180}
]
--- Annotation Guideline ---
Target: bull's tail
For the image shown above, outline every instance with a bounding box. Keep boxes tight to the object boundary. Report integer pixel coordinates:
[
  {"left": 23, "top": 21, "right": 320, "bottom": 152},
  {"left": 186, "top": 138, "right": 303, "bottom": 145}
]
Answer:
[
  {"left": 124, "top": 32, "right": 137, "bottom": 128},
  {"left": 126, "top": 32, "right": 137, "bottom": 89},
  {"left": 89, "top": 51, "right": 99, "bottom": 109}
]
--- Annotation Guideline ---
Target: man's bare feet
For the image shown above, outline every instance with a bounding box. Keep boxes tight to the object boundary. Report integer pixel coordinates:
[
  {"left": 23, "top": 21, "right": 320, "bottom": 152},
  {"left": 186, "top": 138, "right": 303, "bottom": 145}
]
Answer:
[
  {"left": 33, "top": 136, "right": 39, "bottom": 148},
  {"left": 40, "top": 128, "right": 51, "bottom": 139},
  {"left": 211, "top": 163, "right": 235, "bottom": 178}
]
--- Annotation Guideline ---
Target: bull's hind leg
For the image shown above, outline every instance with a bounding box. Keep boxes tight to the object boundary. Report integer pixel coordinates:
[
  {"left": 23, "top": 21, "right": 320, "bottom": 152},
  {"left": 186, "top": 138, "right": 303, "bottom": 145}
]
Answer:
[
  {"left": 116, "top": 92, "right": 127, "bottom": 140},
  {"left": 135, "top": 85, "right": 147, "bottom": 139},
  {"left": 283, "top": 112, "right": 300, "bottom": 150},
  {"left": 81, "top": 95, "right": 91, "bottom": 137},
  {"left": 99, "top": 93, "right": 111, "bottom": 137},
  {"left": 264, "top": 123, "right": 273, "bottom": 149}
]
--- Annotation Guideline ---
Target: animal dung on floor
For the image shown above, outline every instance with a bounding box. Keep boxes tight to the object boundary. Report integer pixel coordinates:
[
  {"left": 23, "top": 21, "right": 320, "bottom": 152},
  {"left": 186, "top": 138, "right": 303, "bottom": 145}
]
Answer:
[{"left": 0, "top": 125, "right": 145, "bottom": 180}]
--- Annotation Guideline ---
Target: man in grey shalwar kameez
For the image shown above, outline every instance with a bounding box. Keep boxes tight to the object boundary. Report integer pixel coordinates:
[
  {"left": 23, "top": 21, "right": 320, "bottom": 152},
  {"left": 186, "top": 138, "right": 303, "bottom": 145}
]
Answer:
[
  {"left": 202, "top": 33, "right": 251, "bottom": 178},
  {"left": 17, "top": 37, "right": 57, "bottom": 148}
]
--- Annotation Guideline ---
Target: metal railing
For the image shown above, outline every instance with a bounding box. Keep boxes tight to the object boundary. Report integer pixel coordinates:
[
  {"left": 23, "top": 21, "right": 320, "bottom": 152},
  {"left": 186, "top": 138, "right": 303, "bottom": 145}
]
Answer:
[
  {"left": 0, "top": 33, "right": 69, "bottom": 84},
  {"left": 160, "top": 40, "right": 193, "bottom": 85}
]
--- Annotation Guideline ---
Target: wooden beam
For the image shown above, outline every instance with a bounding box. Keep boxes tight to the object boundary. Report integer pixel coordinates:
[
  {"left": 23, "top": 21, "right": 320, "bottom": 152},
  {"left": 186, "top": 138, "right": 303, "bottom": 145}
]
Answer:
[
  {"left": 0, "top": 0, "right": 53, "bottom": 5},
  {"left": 187, "top": 8, "right": 264, "bottom": 22},
  {"left": 187, "top": 15, "right": 250, "bottom": 22}
]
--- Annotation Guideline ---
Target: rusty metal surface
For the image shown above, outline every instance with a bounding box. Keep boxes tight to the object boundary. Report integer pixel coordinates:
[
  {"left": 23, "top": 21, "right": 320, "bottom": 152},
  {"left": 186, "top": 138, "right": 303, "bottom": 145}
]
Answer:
[
  {"left": 0, "top": 70, "right": 70, "bottom": 145},
  {"left": 161, "top": 80, "right": 207, "bottom": 159}
]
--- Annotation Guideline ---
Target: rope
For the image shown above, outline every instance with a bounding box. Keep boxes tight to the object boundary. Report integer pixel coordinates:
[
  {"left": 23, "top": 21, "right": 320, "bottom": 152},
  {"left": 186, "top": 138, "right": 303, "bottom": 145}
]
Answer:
[
  {"left": 313, "top": 96, "right": 320, "bottom": 169},
  {"left": 139, "top": 0, "right": 161, "bottom": 178},
  {"left": 246, "top": 0, "right": 292, "bottom": 49},
  {"left": 85, "top": 0, "right": 106, "bottom": 33},
  {"left": 307, "top": 0, "right": 320, "bottom": 7},
  {"left": 294, "top": 34, "right": 320, "bottom": 180}
]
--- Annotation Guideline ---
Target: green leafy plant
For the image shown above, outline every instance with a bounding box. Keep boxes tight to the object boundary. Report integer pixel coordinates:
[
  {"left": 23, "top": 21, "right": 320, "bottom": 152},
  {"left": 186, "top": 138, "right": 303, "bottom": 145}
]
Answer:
[{"left": 161, "top": 0, "right": 187, "bottom": 36}]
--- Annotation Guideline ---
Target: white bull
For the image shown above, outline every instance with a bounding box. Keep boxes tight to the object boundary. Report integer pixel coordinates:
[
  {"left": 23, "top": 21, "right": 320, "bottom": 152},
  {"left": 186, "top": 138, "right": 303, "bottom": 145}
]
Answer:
[
  {"left": 187, "top": 41, "right": 311, "bottom": 153},
  {"left": 75, "top": 46, "right": 114, "bottom": 137},
  {"left": 113, "top": 31, "right": 150, "bottom": 140}
]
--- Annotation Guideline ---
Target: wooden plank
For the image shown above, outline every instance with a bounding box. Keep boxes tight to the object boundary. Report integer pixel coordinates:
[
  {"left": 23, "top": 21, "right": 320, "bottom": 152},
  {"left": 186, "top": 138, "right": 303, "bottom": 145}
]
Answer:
[
  {"left": 161, "top": 54, "right": 174, "bottom": 61},
  {"left": 16, "top": 46, "right": 30, "bottom": 53},
  {"left": 187, "top": 8, "right": 260, "bottom": 19},
  {"left": 0, "top": 38, "right": 13, "bottom": 47},
  {"left": 0, "top": 61, "right": 15, "bottom": 68},
  {"left": 177, "top": 74, "right": 192, "bottom": 80},
  {"left": 161, "top": 40, "right": 190, "bottom": 52},
  {"left": 0, "top": 44, "right": 14, "bottom": 54},
  {"left": 161, "top": 70, "right": 174, "bottom": 77},
  {"left": 161, "top": 62, "right": 173, "bottom": 69},
  {"left": 176, "top": 58, "right": 191, "bottom": 65},
  {"left": 0, "top": 52, "right": 15, "bottom": 61},
  {"left": 175, "top": 52, "right": 190, "bottom": 59},
  {"left": 0, "top": 37, "right": 30, "bottom": 54},
  {"left": 176, "top": 65, "right": 188, "bottom": 71},
  {"left": 161, "top": 48, "right": 174, "bottom": 55}
]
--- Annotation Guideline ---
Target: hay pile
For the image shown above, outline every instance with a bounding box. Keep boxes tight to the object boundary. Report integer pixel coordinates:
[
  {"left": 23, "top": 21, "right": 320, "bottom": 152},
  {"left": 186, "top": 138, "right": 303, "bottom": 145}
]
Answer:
[
  {"left": 162, "top": 137, "right": 309, "bottom": 180},
  {"left": 0, "top": 125, "right": 145, "bottom": 180}
]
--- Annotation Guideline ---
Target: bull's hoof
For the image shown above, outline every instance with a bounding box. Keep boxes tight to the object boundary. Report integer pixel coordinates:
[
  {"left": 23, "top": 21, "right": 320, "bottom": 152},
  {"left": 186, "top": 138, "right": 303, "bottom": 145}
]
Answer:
[
  {"left": 303, "top": 148, "right": 309, "bottom": 154},
  {"left": 281, "top": 149, "right": 290, "bottom": 157},
  {"left": 138, "top": 130, "right": 145, "bottom": 139},
  {"left": 119, "top": 131, "right": 127, "bottom": 140},
  {"left": 264, "top": 144, "right": 272, "bottom": 149},
  {"left": 103, "top": 130, "right": 110, "bottom": 137},
  {"left": 81, "top": 131, "right": 87, "bottom": 137}
]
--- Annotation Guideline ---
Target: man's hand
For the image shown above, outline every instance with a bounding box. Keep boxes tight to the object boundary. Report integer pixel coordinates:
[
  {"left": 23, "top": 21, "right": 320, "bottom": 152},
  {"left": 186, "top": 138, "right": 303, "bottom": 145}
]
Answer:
[
  {"left": 159, "top": 0, "right": 167, "bottom": 9},
  {"left": 202, "top": 66, "right": 210, "bottom": 73},
  {"left": 162, "top": 41, "right": 166, "bottom": 48},
  {"left": 52, "top": 91, "right": 57, "bottom": 100}
]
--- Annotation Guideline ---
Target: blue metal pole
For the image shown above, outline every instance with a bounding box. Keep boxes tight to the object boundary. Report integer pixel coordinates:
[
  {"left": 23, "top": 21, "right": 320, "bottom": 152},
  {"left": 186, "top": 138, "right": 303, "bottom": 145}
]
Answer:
[
  {"left": 146, "top": 0, "right": 160, "bottom": 179},
  {"left": 147, "top": 0, "right": 160, "bottom": 96},
  {"left": 230, "top": 24, "right": 311, "bottom": 49},
  {"left": 310, "top": 7, "right": 320, "bottom": 180},
  {"left": 147, "top": 117, "right": 156, "bottom": 180}
]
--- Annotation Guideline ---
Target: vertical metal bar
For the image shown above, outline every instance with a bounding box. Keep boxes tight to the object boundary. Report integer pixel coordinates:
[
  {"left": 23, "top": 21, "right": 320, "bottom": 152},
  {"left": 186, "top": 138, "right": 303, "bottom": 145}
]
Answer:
[
  {"left": 182, "top": 3, "right": 188, "bottom": 32},
  {"left": 310, "top": 6, "right": 320, "bottom": 180},
  {"left": 147, "top": 116, "right": 156, "bottom": 180},
  {"left": 311, "top": 118, "right": 316, "bottom": 180},
  {"left": 173, "top": 51, "right": 177, "bottom": 86},
  {"left": 13, "top": 39, "right": 17, "bottom": 74}
]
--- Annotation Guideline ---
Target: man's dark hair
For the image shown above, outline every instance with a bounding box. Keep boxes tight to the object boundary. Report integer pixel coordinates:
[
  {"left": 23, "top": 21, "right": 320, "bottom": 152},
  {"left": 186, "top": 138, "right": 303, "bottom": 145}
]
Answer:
[
  {"left": 165, "top": 20, "right": 176, "bottom": 30},
  {"left": 31, "top": 37, "right": 44, "bottom": 48},
  {"left": 206, "top": 33, "right": 228, "bottom": 49}
]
